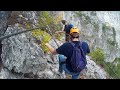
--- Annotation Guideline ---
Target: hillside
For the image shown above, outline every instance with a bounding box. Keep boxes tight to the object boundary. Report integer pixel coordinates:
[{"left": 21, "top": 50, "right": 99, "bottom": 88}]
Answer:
[{"left": 0, "top": 11, "right": 120, "bottom": 79}]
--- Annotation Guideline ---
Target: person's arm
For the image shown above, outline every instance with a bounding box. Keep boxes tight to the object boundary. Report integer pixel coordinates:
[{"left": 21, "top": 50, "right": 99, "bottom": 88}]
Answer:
[
  {"left": 82, "top": 42, "right": 90, "bottom": 55},
  {"left": 45, "top": 43, "right": 57, "bottom": 54},
  {"left": 62, "top": 25, "right": 64, "bottom": 31}
]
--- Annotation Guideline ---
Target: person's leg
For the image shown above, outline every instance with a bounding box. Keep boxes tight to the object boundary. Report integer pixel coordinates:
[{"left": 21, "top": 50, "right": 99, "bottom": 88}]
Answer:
[
  {"left": 58, "top": 55, "right": 81, "bottom": 79},
  {"left": 58, "top": 55, "right": 75, "bottom": 75},
  {"left": 62, "top": 64, "right": 81, "bottom": 79},
  {"left": 71, "top": 72, "right": 80, "bottom": 79},
  {"left": 61, "top": 64, "right": 72, "bottom": 75},
  {"left": 58, "top": 55, "right": 66, "bottom": 73}
]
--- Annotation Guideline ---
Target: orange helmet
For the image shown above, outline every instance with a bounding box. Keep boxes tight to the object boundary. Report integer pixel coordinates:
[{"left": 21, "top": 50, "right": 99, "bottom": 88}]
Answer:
[{"left": 70, "top": 27, "right": 80, "bottom": 34}]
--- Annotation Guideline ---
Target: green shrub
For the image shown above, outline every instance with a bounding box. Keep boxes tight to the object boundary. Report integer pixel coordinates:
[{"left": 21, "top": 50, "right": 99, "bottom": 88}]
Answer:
[
  {"left": 38, "top": 11, "right": 53, "bottom": 28},
  {"left": 102, "top": 58, "right": 120, "bottom": 79},
  {"left": 25, "top": 11, "right": 63, "bottom": 53},
  {"left": 103, "top": 62, "right": 115, "bottom": 78},
  {"left": 38, "top": 11, "right": 62, "bottom": 32},
  {"left": 88, "top": 47, "right": 120, "bottom": 78},
  {"left": 31, "top": 29, "right": 51, "bottom": 53},
  {"left": 111, "top": 58, "right": 120, "bottom": 78},
  {"left": 89, "top": 47, "right": 105, "bottom": 65},
  {"left": 24, "top": 11, "right": 63, "bottom": 52}
]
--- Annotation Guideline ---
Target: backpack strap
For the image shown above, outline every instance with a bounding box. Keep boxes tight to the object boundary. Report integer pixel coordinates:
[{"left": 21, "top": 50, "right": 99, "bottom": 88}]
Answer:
[
  {"left": 78, "top": 41, "right": 86, "bottom": 63},
  {"left": 70, "top": 41, "right": 82, "bottom": 48},
  {"left": 78, "top": 41, "right": 85, "bottom": 54},
  {"left": 79, "top": 41, "right": 83, "bottom": 48},
  {"left": 69, "top": 41, "right": 75, "bottom": 47}
]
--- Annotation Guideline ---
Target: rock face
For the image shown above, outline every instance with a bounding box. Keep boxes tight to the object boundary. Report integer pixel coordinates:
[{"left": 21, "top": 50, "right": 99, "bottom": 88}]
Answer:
[
  {"left": 0, "top": 11, "right": 12, "bottom": 73},
  {"left": 63, "top": 11, "right": 120, "bottom": 62},
  {"left": 80, "top": 56, "right": 109, "bottom": 79},
  {"left": 1, "top": 25, "right": 47, "bottom": 78},
  {"left": 0, "top": 11, "right": 64, "bottom": 79},
  {"left": 0, "top": 11, "right": 114, "bottom": 79},
  {"left": 0, "top": 11, "right": 11, "bottom": 37}
]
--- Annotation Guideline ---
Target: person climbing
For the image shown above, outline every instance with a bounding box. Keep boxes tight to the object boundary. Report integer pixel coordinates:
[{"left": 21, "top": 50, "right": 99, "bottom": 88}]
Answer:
[
  {"left": 45, "top": 27, "right": 90, "bottom": 79},
  {"left": 61, "top": 20, "right": 74, "bottom": 42}
]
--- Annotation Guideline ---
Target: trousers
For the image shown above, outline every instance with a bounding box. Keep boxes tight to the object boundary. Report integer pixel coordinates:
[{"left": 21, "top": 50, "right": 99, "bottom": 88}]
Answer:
[{"left": 58, "top": 55, "right": 81, "bottom": 79}]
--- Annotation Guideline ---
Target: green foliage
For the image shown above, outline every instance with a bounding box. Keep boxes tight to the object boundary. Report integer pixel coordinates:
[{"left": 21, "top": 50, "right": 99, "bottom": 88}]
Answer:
[
  {"left": 102, "top": 62, "right": 115, "bottom": 78},
  {"left": 88, "top": 47, "right": 120, "bottom": 78},
  {"left": 107, "top": 39, "right": 116, "bottom": 46},
  {"left": 24, "top": 11, "right": 63, "bottom": 53},
  {"left": 23, "top": 18, "right": 51, "bottom": 52},
  {"left": 102, "top": 23, "right": 111, "bottom": 33},
  {"left": 112, "top": 58, "right": 120, "bottom": 78},
  {"left": 24, "top": 11, "right": 63, "bottom": 52},
  {"left": 114, "top": 57, "right": 120, "bottom": 62},
  {"left": 103, "top": 58, "right": 120, "bottom": 79},
  {"left": 54, "top": 32, "right": 64, "bottom": 41},
  {"left": 38, "top": 11, "right": 53, "bottom": 28},
  {"left": 31, "top": 29, "right": 51, "bottom": 52},
  {"left": 38, "top": 11, "right": 63, "bottom": 40},
  {"left": 89, "top": 47, "right": 105, "bottom": 65},
  {"left": 25, "top": 22, "right": 32, "bottom": 29},
  {"left": 74, "top": 11, "right": 83, "bottom": 17},
  {"left": 38, "top": 11, "right": 62, "bottom": 31},
  {"left": 92, "top": 22, "right": 99, "bottom": 30}
]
